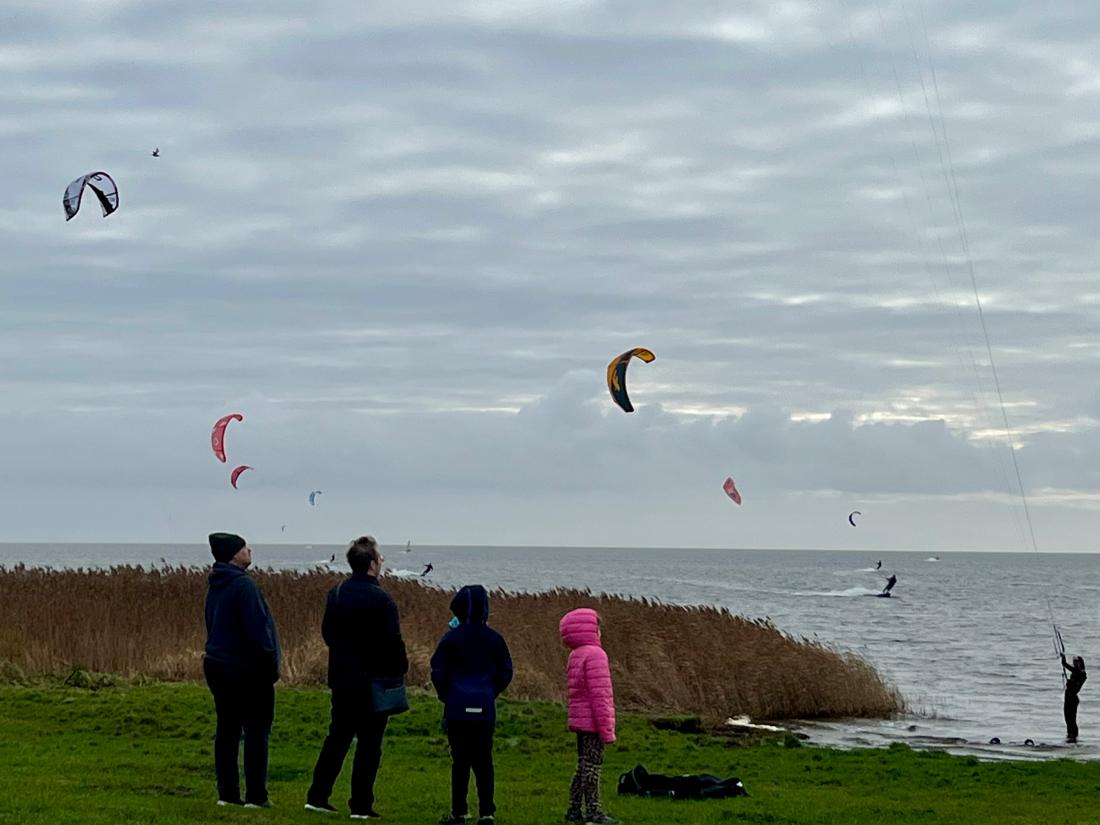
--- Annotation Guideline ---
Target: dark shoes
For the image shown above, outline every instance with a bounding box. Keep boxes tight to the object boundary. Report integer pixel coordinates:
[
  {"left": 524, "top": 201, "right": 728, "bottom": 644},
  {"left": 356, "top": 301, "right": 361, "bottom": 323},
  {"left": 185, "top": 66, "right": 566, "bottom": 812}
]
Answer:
[
  {"left": 477, "top": 818, "right": 495, "bottom": 825},
  {"left": 350, "top": 809, "right": 382, "bottom": 820},
  {"left": 217, "top": 799, "right": 244, "bottom": 807},
  {"left": 305, "top": 801, "right": 339, "bottom": 813}
]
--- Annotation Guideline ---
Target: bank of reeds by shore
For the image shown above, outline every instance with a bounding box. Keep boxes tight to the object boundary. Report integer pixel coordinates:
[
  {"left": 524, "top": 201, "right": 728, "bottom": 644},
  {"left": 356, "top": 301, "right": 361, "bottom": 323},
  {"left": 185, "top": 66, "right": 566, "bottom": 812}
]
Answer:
[{"left": 0, "top": 564, "right": 903, "bottom": 720}]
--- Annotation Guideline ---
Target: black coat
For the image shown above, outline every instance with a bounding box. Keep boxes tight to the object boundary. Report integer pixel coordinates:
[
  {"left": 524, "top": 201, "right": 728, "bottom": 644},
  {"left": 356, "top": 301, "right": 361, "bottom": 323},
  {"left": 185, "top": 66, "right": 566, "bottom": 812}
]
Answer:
[
  {"left": 204, "top": 563, "right": 281, "bottom": 682},
  {"left": 322, "top": 573, "right": 408, "bottom": 692},
  {"left": 430, "top": 585, "right": 513, "bottom": 721}
]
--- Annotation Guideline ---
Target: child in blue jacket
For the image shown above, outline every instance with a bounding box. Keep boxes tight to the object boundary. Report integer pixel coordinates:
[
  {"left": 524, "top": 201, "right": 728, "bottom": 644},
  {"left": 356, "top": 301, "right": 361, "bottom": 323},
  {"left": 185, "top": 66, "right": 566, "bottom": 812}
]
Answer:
[{"left": 431, "top": 585, "right": 513, "bottom": 825}]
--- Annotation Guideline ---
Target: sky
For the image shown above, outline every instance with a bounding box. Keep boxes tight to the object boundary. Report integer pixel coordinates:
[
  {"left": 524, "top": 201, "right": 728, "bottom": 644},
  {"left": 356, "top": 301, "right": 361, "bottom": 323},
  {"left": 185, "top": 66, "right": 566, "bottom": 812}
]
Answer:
[{"left": 2, "top": 0, "right": 1100, "bottom": 550}]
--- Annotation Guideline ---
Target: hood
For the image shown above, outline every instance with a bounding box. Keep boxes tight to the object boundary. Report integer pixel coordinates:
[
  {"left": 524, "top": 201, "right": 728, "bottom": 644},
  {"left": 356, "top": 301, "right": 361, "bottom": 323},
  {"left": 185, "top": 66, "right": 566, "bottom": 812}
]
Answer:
[
  {"left": 208, "top": 561, "right": 249, "bottom": 590},
  {"left": 450, "top": 584, "right": 489, "bottom": 624},
  {"left": 559, "top": 607, "right": 601, "bottom": 649}
]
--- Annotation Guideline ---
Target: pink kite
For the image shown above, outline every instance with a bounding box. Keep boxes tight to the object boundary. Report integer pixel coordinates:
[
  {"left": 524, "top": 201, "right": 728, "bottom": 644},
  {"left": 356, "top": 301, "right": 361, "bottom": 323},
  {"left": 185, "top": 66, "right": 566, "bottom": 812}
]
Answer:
[
  {"left": 230, "top": 464, "right": 252, "bottom": 490},
  {"left": 723, "top": 477, "right": 742, "bottom": 505},
  {"left": 211, "top": 413, "right": 243, "bottom": 463}
]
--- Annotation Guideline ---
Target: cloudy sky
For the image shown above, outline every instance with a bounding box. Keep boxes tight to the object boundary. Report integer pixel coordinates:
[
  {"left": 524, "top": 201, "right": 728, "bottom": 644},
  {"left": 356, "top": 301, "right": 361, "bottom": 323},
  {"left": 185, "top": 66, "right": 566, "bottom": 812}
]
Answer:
[{"left": 2, "top": 0, "right": 1099, "bottom": 550}]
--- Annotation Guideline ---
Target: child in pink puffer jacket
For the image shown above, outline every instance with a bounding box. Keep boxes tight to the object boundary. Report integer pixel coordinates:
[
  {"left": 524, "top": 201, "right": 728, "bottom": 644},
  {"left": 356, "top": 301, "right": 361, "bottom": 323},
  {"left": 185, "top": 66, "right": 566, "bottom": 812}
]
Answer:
[{"left": 559, "top": 607, "right": 619, "bottom": 825}]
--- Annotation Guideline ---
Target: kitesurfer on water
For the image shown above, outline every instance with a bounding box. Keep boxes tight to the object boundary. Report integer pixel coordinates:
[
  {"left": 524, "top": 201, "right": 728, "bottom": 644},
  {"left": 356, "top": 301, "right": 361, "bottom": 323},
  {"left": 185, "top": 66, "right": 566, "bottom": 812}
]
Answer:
[
  {"left": 875, "top": 560, "right": 882, "bottom": 570},
  {"left": 1061, "top": 654, "right": 1087, "bottom": 743},
  {"left": 421, "top": 563, "right": 434, "bottom": 577},
  {"left": 882, "top": 574, "right": 897, "bottom": 595}
]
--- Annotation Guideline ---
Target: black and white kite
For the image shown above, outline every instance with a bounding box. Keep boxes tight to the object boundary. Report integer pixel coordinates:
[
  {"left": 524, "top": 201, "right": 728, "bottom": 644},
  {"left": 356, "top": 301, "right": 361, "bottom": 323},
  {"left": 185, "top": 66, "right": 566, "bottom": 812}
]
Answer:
[{"left": 63, "top": 172, "right": 119, "bottom": 221}]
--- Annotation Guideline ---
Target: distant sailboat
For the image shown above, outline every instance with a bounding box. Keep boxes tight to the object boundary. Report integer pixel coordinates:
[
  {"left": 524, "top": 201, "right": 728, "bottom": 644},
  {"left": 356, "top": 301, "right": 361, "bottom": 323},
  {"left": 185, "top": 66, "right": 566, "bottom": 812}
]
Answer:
[{"left": 404, "top": 541, "right": 412, "bottom": 553}]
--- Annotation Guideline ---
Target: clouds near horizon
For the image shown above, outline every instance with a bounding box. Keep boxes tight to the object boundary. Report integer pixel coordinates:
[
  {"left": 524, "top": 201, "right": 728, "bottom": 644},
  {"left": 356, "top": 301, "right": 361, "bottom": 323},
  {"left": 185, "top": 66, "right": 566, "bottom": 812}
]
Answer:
[{"left": 3, "top": 0, "right": 1099, "bottom": 549}]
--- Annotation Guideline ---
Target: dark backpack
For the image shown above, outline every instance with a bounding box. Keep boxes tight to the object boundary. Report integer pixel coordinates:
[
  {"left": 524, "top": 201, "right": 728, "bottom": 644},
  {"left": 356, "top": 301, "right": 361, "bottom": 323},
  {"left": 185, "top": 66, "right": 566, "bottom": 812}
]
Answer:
[{"left": 617, "top": 764, "right": 748, "bottom": 800}]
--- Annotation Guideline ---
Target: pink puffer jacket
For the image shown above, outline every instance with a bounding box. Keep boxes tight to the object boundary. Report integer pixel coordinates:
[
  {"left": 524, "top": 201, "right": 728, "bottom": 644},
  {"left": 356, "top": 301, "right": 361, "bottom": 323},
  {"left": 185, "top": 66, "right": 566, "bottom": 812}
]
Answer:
[{"left": 559, "top": 608, "right": 616, "bottom": 744}]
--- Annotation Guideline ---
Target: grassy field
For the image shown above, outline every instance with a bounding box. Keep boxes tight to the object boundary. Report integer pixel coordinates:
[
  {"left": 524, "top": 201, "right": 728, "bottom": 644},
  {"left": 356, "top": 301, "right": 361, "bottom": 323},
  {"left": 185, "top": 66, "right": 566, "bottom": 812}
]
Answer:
[{"left": 1, "top": 679, "right": 1098, "bottom": 825}]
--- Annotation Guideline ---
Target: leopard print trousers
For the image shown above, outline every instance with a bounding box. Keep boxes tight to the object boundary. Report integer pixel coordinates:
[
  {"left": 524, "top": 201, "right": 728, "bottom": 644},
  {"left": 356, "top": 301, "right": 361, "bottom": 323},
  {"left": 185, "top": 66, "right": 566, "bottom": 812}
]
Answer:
[{"left": 567, "top": 732, "right": 605, "bottom": 819}]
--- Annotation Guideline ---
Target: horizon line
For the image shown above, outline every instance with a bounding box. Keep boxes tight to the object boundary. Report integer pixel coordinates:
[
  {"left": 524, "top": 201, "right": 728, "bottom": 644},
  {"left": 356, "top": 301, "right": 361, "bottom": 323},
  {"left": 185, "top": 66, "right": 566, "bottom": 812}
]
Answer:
[{"left": 0, "top": 541, "right": 1096, "bottom": 555}]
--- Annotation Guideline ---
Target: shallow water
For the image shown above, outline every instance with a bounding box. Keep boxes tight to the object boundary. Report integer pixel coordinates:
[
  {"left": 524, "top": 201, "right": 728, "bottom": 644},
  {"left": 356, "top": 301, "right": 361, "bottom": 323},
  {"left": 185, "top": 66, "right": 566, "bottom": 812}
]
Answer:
[{"left": 2, "top": 543, "right": 1095, "bottom": 762}]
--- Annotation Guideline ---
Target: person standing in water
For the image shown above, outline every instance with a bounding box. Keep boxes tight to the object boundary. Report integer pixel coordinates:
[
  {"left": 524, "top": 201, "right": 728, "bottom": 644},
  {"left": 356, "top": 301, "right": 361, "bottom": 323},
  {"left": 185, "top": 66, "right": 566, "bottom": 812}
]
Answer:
[
  {"left": 882, "top": 574, "right": 897, "bottom": 595},
  {"left": 1061, "top": 654, "right": 1087, "bottom": 743}
]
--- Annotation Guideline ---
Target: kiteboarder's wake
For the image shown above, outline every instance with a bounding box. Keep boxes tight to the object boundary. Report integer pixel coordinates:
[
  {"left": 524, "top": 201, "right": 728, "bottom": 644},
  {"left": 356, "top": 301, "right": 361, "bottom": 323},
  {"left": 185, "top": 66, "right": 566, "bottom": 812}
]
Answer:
[{"left": 793, "top": 586, "right": 884, "bottom": 598}]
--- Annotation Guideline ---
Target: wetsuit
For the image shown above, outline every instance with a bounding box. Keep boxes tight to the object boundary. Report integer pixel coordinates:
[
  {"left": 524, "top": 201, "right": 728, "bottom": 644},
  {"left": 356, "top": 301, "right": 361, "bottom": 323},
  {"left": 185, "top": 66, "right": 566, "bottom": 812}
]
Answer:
[
  {"left": 1062, "top": 657, "right": 1087, "bottom": 742},
  {"left": 421, "top": 564, "right": 433, "bottom": 577},
  {"left": 882, "top": 575, "right": 897, "bottom": 594}
]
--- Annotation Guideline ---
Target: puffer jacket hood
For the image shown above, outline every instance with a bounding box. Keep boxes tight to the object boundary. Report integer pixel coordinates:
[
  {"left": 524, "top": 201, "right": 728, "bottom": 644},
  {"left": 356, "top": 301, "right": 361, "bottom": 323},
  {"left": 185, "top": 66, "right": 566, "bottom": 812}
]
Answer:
[
  {"left": 450, "top": 584, "right": 489, "bottom": 624},
  {"left": 559, "top": 607, "right": 600, "bottom": 649}
]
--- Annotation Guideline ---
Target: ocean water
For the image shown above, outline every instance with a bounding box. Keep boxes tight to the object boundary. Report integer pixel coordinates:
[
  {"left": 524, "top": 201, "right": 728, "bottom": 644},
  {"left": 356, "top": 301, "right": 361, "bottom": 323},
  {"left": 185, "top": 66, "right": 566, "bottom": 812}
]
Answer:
[{"left": 2, "top": 543, "right": 1095, "bottom": 762}]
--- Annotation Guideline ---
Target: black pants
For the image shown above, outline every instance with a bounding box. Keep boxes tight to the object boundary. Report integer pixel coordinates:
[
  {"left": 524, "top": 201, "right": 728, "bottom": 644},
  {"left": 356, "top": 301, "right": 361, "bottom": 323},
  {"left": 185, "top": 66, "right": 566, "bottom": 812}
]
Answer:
[
  {"left": 447, "top": 720, "right": 496, "bottom": 817},
  {"left": 308, "top": 690, "right": 390, "bottom": 814},
  {"left": 203, "top": 660, "right": 274, "bottom": 805},
  {"left": 1065, "top": 693, "right": 1080, "bottom": 741}
]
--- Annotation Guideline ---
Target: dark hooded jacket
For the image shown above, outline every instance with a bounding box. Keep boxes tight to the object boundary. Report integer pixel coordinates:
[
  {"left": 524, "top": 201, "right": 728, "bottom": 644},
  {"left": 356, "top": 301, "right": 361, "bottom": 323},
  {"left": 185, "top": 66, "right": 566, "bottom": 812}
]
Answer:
[
  {"left": 204, "top": 562, "right": 281, "bottom": 683},
  {"left": 430, "top": 585, "right": 513, "bottom": 721},
  {"left": 322, "top": 573, "right": 408, "bottom": 692}
]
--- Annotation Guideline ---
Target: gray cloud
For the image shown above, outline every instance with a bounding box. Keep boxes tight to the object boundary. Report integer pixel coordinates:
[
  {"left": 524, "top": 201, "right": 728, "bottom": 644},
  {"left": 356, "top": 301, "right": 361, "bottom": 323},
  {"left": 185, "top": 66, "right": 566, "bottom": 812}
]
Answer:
[{"left": 2, "top": 0, "right": 1099, "bottom": 548}]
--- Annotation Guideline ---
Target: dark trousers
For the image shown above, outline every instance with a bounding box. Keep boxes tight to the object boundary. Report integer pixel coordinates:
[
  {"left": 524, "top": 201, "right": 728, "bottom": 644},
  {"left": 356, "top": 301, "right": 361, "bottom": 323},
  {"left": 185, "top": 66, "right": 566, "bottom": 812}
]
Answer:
[
  {"left": 308, "top": 690, "right": 390, "bottom": 813},
  {"left": 447, "top": 720, "right": 496, "bottom": 817},
  {"left": 203, "top": 660, "right": 274, "bottom": 805},
  {"left": 1065, "top": 694, "right": 1080, "bottom": 741}
]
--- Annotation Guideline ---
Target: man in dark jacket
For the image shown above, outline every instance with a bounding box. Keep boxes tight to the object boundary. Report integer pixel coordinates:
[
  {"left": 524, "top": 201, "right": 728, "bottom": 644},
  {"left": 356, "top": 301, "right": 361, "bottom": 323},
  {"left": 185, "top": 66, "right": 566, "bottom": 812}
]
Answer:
[
  {"left": 306, "top": 536, "right": 408, "bottom": 819},
  {"left": 431, "top": 585, "right": 513, "bottom": 825},
  {"left": 203, "top": 532, "right": 281, "bottom": 808}
]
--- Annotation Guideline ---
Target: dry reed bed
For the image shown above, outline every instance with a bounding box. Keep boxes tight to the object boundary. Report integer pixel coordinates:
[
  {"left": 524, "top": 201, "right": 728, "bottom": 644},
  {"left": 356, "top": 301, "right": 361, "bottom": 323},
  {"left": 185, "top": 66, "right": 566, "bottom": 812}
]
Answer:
[{"left": 0, "top": 565, "right": 903, "bottom": 720}]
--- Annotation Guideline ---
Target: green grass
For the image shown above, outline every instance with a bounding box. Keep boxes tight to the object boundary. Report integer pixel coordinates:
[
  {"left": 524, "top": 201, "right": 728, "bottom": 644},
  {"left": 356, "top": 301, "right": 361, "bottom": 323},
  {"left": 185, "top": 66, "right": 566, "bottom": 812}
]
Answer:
[{"left": 0, "top": 680, "right": 1098, "bottom": 824}]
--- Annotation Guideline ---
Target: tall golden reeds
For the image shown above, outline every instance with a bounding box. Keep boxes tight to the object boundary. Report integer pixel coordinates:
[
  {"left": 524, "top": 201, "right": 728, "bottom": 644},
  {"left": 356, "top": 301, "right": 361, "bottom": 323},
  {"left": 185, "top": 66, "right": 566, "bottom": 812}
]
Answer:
[{"left": 0, "top": 565, "right": 902, "bottom": 720}]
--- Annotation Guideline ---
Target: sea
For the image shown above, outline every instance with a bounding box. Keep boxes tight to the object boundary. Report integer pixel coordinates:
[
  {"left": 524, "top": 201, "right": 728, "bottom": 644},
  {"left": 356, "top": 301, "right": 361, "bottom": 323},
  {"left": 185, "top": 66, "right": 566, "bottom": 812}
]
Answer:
[{"left": 2, "top": 543, "right": 1095, "bottom": 763}]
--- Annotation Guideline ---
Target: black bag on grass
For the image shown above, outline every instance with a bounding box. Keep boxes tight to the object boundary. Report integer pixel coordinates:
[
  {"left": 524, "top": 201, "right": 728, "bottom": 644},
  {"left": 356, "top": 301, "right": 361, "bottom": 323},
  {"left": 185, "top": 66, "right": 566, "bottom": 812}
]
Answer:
[{"left": 617, "top": 764, "right": 748, "bottom": 800}]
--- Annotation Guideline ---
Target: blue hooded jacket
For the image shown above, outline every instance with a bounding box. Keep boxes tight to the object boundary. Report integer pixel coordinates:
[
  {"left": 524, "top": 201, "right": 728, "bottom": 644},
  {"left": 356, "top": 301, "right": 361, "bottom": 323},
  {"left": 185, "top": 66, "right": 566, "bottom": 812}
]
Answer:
[
  {"left": 430, "top": 585, "right": 513, "bottom": 721},
  {"left": 204, "top": 562, "right": 281, "bottom": 683}
]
